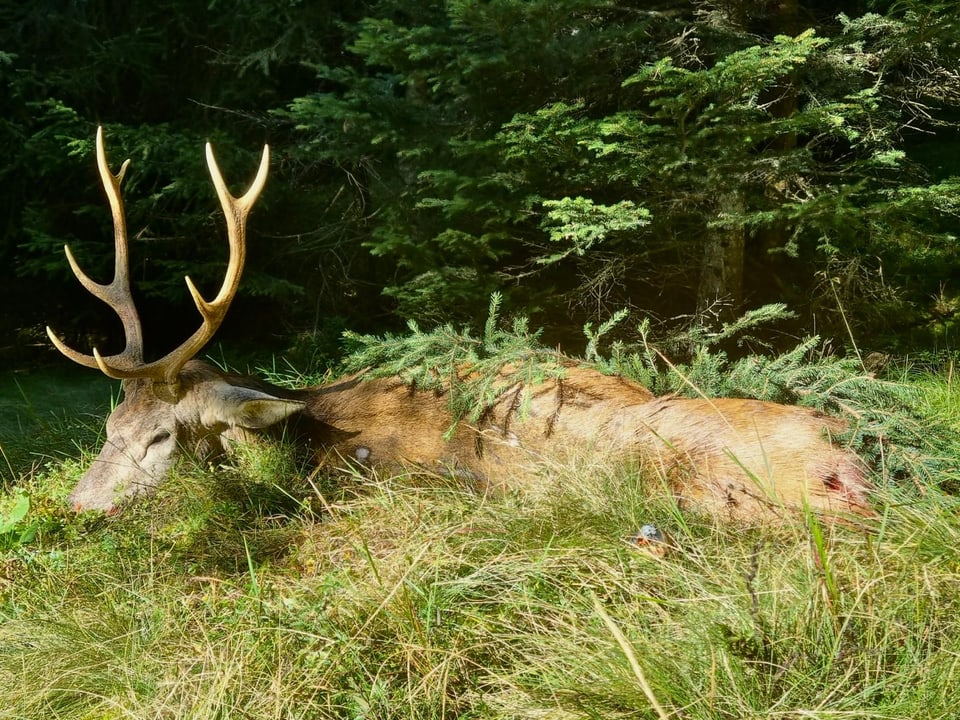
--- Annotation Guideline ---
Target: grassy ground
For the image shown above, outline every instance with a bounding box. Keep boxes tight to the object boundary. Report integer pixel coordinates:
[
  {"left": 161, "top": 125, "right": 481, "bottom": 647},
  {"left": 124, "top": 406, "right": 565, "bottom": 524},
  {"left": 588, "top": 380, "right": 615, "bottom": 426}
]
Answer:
[
  {"left": 1, "top": 367, "right": 959, "bottom": 719},
  {"left": 0, "top": 366, "right": 112, "bottom": 484}
]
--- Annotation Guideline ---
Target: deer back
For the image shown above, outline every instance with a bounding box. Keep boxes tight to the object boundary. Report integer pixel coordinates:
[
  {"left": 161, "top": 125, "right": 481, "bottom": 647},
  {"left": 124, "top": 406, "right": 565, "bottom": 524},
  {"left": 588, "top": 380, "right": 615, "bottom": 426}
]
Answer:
[{"left": 298, "top": 365, "right": 657, "bottom": 480}]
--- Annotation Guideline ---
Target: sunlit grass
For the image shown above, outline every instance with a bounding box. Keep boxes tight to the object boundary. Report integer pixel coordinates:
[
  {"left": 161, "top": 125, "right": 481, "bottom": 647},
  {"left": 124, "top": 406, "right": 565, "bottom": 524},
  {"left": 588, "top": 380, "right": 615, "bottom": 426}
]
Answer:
[
  {"left": 2, "top": 370, "right": 960, "bottom": 718},
  {"left": 909, "top": 367, "right": 960, "bottom": 434}
]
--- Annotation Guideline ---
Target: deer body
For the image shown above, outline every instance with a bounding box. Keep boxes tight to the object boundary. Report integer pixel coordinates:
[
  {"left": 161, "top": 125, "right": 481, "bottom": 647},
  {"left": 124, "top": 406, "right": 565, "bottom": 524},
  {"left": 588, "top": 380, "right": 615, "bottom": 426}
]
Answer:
[
  {"left": 53, "top": 130, "right": 873, "bottom": 521},
  {"left": 303, "top": 368, "right": 870, "bottom": 520},
  {"left": 67, "top": 358, "right": 871, "bottom": 520},
  {"left": 301, "top": 365, "right": 660, "bottom": 482}
]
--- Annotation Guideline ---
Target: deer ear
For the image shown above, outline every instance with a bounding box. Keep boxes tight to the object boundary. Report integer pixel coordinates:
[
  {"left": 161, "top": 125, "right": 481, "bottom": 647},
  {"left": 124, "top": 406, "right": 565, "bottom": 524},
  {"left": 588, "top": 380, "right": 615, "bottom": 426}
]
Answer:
[{"left": 201, "top": 384, "right": 305, "bottom": 430}]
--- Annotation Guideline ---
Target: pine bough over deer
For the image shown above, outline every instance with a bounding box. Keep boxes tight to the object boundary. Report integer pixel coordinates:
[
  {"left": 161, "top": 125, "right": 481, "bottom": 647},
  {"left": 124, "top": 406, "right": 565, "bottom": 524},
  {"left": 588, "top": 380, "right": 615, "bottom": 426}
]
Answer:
[{"left": 48, "top": 129, "right": 873, "bottom": 522}]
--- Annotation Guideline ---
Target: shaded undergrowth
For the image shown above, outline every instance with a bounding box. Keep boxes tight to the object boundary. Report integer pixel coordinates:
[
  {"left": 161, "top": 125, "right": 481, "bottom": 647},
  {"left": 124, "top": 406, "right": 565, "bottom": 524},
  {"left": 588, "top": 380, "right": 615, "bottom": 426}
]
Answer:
[{"left": 0, "top": 366, "right": 111, "bottom": 486}]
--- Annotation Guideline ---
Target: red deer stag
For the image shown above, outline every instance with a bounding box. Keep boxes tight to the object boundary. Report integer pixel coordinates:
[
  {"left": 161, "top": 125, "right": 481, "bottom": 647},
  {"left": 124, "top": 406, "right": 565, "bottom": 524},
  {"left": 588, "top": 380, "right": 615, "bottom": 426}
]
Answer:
[{"left": 48, "top": 129, "right": 873, "bottom": 521}]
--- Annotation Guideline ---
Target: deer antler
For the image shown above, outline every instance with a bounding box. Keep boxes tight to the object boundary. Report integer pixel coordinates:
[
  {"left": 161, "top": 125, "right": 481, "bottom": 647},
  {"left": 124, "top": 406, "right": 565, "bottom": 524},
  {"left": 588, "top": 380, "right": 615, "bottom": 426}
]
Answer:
[
  {"left": 47, "top": 127, "right": 269, "bottom": 387},
  {"left": 46, "top": 127, "right": 139, "bottom": 373}
]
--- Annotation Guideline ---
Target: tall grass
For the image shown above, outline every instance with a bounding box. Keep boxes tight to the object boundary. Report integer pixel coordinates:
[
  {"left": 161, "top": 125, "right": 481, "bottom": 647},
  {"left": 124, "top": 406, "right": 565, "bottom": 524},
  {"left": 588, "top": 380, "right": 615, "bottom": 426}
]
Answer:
[{"left": 2, "top": 371, "right": 960, "bottom": 719}]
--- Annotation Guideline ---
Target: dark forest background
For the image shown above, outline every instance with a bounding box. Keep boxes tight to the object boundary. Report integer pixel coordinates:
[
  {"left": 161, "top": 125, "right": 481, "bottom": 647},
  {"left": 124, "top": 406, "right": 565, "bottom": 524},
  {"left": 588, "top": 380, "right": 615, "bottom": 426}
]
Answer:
[{"left": 2, "top": 0, "right": 959, "bottom": 369}]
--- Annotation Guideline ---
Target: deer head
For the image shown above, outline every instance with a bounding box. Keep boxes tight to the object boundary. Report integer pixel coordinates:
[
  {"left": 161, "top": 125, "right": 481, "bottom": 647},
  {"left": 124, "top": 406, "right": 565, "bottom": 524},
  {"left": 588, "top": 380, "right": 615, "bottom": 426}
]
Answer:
[{"left": 48, "top": 128, "right": 303, "bottom": 512}]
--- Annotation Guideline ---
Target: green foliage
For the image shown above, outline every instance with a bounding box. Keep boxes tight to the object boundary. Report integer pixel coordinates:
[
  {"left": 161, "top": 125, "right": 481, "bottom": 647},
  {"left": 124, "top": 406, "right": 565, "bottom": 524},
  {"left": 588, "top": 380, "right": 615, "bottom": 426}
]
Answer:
[
  {"left": 277, "top": 0, "right": 960, "bottom": 341},
  {"left": 279, "top": 0, "right": 669, "bottom": 325},
  {"left": 0, "top": 0, "right": 377, "bottom": 349},
  {"left": 539, "top": 197, "right": 651, "bottom": 265},
  {"left": 4, "top": 1, "right": 960, "bottom": 360},
  {"left": 344, "top": 293, "right": 568, "bottom": 434},
  {"left": 0, "top": 491, "right": 32, "bottom": 551},
  {"left": 0, "top": 367, "right": 111, "bottom": 484}
]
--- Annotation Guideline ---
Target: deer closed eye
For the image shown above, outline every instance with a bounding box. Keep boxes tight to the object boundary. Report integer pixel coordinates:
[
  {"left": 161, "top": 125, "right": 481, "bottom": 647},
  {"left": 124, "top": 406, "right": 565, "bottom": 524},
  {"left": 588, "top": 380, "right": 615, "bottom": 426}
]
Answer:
[
  {"left": 149, "top": 431, "right": 172, "bottom": 447},
  {"left": 137, "top": 431, "right": 174, "bottom": 463}
]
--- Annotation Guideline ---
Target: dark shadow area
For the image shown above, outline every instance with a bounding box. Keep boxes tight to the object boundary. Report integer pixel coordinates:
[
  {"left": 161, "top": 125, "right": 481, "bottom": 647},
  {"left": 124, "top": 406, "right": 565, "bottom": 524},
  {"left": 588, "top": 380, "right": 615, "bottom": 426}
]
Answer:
[{"left": 0, "top": 366, "right": 113, "bottom": 484}]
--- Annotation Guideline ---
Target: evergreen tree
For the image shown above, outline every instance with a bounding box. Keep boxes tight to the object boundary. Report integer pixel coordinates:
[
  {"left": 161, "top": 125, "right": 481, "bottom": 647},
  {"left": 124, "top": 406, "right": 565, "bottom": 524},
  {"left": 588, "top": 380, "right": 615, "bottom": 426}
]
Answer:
[
  {"left": 282, "top": 0, "right": 960, "bottom": 346},
  {"left": 2, "top": 1, "right": 959, "bottom": 360}
]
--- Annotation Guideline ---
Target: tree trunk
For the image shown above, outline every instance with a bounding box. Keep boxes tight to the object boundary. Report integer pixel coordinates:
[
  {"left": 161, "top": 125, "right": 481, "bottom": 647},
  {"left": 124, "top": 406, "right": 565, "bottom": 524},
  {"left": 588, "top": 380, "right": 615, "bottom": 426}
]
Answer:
[
  {"left": 754, "top": 0, "right": 800, "bottom": 275},
  {"left": 697, "top": 190, "right": 745, "bottom": 319}
]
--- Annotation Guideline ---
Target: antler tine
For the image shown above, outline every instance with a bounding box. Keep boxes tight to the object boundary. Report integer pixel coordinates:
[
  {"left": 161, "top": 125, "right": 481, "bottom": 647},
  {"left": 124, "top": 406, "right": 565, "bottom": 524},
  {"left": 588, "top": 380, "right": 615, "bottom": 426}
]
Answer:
[
  {"left": 46, "top": 126, "right": 145, "bottom": 378},
  {"left": 142, "top": 142, "right": 270, "bottom": 386}
]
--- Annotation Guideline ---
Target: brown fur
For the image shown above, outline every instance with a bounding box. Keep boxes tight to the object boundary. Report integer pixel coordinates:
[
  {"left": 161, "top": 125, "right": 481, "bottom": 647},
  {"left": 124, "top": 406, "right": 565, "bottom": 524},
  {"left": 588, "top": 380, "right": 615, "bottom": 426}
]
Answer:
[{"left": 275, "top": 365, "right": 872, "bottom": 522}]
